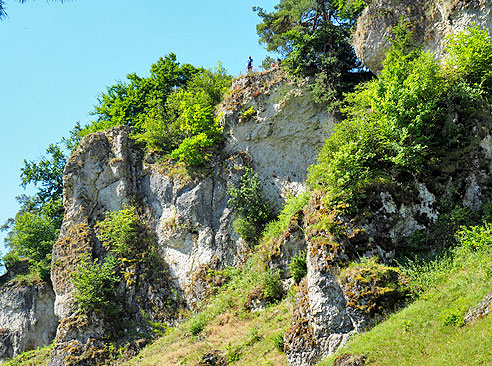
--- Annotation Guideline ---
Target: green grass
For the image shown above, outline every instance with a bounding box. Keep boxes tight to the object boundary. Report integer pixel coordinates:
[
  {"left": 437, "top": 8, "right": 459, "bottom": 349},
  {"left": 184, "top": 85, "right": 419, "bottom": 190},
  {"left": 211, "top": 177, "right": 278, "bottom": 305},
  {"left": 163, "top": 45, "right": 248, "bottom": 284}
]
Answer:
[
  {"left": 123, "top": 253, "right": 295, "bottom": 365},
  {"left": 3, "top": 343, "right": 53, "bottom": 366},
  {"left": 124, "top": 297, "right": 293, "bottom": 366},
  {"left": 319, "top": 226, "right": 492, "bottom": 366}
]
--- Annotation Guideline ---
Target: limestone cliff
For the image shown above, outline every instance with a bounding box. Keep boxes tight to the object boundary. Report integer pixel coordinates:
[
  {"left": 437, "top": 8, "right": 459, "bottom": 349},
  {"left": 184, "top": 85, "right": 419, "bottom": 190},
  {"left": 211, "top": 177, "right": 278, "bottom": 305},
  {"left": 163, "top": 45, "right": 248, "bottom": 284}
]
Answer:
[
  {"left": 0, "top": 276, "right": 57, "bottom": 361},
  {"left": 354, "top": 0, "right": 492, "bottom": 73},
  {"left": 45, "top": 68, "right": 332, "bottom": 364}
]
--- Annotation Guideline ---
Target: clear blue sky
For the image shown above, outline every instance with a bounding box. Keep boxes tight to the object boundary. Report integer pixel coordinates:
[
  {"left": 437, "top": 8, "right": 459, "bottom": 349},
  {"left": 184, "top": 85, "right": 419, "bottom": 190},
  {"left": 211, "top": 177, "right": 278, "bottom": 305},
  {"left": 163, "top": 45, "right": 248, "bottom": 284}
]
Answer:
[{"left": 0, "top": 0, "right": 278, "bottom": 253}]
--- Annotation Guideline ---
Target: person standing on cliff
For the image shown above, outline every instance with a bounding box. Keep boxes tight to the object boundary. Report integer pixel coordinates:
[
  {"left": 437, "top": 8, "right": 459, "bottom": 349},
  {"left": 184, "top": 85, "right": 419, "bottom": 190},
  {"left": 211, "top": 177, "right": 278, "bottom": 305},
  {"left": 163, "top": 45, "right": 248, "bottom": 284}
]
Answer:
[{"left": 247, "top": 56, "right": 253, "bottom": 73}]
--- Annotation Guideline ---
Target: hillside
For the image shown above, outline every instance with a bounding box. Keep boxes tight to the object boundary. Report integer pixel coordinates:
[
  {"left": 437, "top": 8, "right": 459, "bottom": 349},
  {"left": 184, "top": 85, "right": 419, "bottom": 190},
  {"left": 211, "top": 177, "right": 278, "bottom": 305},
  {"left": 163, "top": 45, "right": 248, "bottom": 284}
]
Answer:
[{"left": 2, "top": 1, "right": 492, "bottom": 366}]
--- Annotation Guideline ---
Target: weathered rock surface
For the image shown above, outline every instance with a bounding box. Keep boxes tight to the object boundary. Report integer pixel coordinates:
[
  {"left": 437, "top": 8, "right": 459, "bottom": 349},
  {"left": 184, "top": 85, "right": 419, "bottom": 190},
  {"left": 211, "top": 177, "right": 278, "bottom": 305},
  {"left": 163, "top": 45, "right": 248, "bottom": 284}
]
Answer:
[
  {"left": 220, "top": 68, "right": 334, "bottom": 211},
  {"left": 0, "top": 279, "right": 57, "bottom": 360},
  {"left": 333, "top": 354, "right": 366, "bottom": 366},
  {"left": 47, "top": 68, "right": 332, "bottom": 364},
  {"left": 464, "top": 293, "right": 492, "bottom": 325},
  {"left": 354, "top": 0, "right": 492, "bottom": 74}
]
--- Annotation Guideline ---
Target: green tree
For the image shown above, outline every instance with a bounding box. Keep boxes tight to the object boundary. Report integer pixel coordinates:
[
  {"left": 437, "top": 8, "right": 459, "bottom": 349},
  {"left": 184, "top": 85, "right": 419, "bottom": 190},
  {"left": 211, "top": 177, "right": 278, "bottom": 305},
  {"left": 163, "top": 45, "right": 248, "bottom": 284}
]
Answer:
[
  {"left": 254, "top": 0, "right": 367, "bottom": 106},
  {"left": 134, "top": 63, "right": 231, "bottom": 164},
  {"left": 85, "top": 53, "right": 199, "bottom": 135},
  {"left": 2, "top": 198, "right": 62, "bottom": 279},
  {"left": 2, "top": 143, "right": 67, "bottom": 279},
  {"left": 228, "top": 168, "right": 272, "bottom": 241},
  {"left": 20, "top": 143, "right": 66, "bottom": 204}
]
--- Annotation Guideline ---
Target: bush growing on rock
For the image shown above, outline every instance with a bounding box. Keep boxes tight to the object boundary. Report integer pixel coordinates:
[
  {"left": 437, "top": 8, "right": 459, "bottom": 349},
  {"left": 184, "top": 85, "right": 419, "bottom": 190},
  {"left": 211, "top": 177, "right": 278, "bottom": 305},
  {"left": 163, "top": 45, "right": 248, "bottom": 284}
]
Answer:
[
  {"left": 228, "top": 167, "right": 272, "bottom": 241},
  {"left": 307, "top": 23, "right": 492, "bottom": 213},
  {"left": 77, "top": 57, "right": 231, "bottom": 167},
  {"left": 289, "top": 250, "right": 307, "bottom": 284},
  {"left": 96, "top": 206, "right": 139, "bottom": 257},
  {"left": 71, "top": 255, "right": 120, "bottom": 315}
]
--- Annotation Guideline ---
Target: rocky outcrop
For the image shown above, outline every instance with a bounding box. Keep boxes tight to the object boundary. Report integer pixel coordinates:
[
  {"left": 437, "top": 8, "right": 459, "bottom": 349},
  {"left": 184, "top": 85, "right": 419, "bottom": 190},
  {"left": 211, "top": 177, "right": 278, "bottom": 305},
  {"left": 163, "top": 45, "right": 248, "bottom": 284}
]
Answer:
[
  {"left": 354, "top": 0, "right": 492, "bottom": 74},
  {"left": 281, "top": 109, "right": 492, "bottom": 364},
  {"left": 463, "top": 293, "right": 492, "bottom": 325},
  {"left": 47, "top": 68, "right": 332, "bottom": 364},
  {"left": 0, "top": 279, "right": 57, "bottom": 360},
  {"left": 220, "top": 68, "right": 334, "bottom": 211}
]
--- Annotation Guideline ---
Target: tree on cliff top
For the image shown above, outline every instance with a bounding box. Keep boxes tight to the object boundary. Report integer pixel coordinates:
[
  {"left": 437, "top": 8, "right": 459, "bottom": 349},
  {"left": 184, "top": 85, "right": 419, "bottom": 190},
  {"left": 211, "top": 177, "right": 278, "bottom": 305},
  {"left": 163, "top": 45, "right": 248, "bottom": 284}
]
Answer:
[
  {"left": 254, "top": 0, "right": 368, "bottom": 107},
  {"left": 254, "top": 0, "right": 366, "bottom": 56}
]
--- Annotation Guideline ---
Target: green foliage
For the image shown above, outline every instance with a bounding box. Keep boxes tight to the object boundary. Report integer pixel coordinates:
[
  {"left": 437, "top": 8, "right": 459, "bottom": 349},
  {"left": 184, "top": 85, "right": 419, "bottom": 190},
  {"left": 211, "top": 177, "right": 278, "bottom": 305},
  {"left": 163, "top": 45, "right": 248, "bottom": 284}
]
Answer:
[
  {"left": 95, "top": 206, "right": 139, "bottom": 257},
  {"left": 254, "top": 0, "right": 364, "bottom": 107},
  {"left": 228, "top": 168, "right": 272, "bottom": 241},
  {"left": 226, "top": 342, "right": 241, "bottom": 362},
  {"left": 2, "top": 198, "right": 63, "bottom": 280},
  {"left": 455, "top": 223, "right": 492, "bottom": 251},
  {"left": 88, "top": 53, "right": 199, "bottom": 132},
  {"left": 83, "top": 59, "right": 231, "bottom": 168},
  {"left": 2, "top": 342, "right": 54, "bottom": 366},
  {"left": 240, "top": 106, "right": 256, "bottom": 120},
  {"left": 273, "top": 330, "right": 285, "bottom": 353},
  {"left": 443, "top": 25, "right": 492, "bottom": 95},
  {"left": 262, "top": 269, "right": 283, "bottom": 303},
  {"left": 481, "top": 200, "right": 492, "bottom": 223},
  {"left": 2, "top": 140, "right": 67, "bottom": 281},
  {"left": 170, "top": 132, "right": 216, "bottom": 166},
  {"left": 248, "top": 327, "right": 262, "bottom": 344},
  {"left": 20, "top": 144, "right": 66, "bottom": 204},
  {"left": 289, "top": 250, "right": 307, "bottom": 284},
  {"left": 262, "top": 190, "right": 309, "bottom": 242},
  {"left": 232, "top": 216, "right": 258, "bottom": 242},
  {"left": 307, "top": 24, "right": 492, "bottom": 211},
  {"left": 283, "top": 22, "right": 357, "bottom": 106},
  {"left": 167, "top": 101, "right": 223, "bottom": 166},
  {"left": 71, "top": 254, "right": 120, "bottom": 315},
  {"left": 441, "top": 308, "right": 463, "bottom": 327},
  {"left": 188, "top": 311, "right": 208, "bottom": 336}
]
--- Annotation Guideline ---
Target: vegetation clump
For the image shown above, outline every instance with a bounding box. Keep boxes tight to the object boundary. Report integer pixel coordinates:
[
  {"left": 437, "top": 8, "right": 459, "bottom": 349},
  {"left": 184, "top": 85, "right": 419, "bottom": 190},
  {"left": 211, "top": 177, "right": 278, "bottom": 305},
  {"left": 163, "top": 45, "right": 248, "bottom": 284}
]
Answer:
[
  {"left": 254, "top": 0, "right": 368, "bottom": 108},
  {"left": 77, "top": 56, "right": 231, "bottom": 167},
  {"left": 71, "top": 255, "right": 120, "bottom": 315},
  {"left": 228, "top": 167, "right": 272, "bottom": 241},
  {"left": 340, "top": 257, "right": 409, "bottom": 327},
  {"left": 308, "top": 24, "right": 492, "bottom": 214},
  {"left": 289, "top": 250, "right": 307, "bottom": 284}
]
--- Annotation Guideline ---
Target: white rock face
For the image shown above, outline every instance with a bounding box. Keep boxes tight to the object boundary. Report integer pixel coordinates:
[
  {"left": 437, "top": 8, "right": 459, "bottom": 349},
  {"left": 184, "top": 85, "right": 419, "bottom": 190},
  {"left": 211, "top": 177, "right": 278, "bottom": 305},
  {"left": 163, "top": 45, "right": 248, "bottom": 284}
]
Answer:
[
  {"left": 0, "top": 281, "right": 57, "bottom": 360},
  {"left": 140, "top": 157, "right": 245, "bottom": 294},
  {"left": 220, "top": 69, "right": 335, "bottom": 211},
  {"left": 47, "top": 69, "right": 336, "bottom": 364},
  {"left": 354, "top": 0, "right": 492, "bottom": 74}
]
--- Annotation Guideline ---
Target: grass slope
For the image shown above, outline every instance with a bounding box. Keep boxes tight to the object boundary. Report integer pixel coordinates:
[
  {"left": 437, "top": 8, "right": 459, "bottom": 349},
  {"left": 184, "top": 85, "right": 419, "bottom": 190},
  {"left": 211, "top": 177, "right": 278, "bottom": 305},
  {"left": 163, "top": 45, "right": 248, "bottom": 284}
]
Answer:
[
  {"left": 319, "top": 229, "right": 492, "bottom": 366},
  {"left": 125, "top": 298, "right": 292, "bottom": 366}
]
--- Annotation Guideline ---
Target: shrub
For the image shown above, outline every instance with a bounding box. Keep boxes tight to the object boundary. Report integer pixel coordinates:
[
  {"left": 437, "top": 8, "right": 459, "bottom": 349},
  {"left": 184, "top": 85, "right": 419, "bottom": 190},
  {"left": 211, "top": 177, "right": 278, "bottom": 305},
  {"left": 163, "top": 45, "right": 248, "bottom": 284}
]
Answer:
[
  {"left": 226, "top": 342, "right": 240, "bottom": 362},
  {"left": 240, "top": 106, "right": 256, "bottom": 120},
  {"left": 228, "top": 168, "right": 272, "bottom": 241},
  {"left": 263, "top": 269, "right": 283, "bottom": 303},
  {"left": 443, "top": 25, "right": 492, "bottom": 94},
  {"left": 307, "top": 24, "right": 492, "bottom": 212},
  {"left": 232, "top": 216, "right": 258, "bottom": 242},
  {"left": 273, "top": 330, "right": 285, "bottom": 353},
  {"left": 455, "top": 223, "right": 492, "bottom": 251},
  {"left": 2, "top": 199, "right": 61, "bottom": 281},
  {"left": 96, "top": 206, "right": 139, "bottom": 257},
  {"left": 289, "top": 250, "right": 307, "bottom": 284},
  {"left": 170, "top": 131, "right": 221, "bottom": 166},
  {"left": 262, "top": 190, "right": 309, "bottom": 242},
  {"left": 441, "top": 308, "right": 463, "bottom": 327},
  {"left": 188, "top": 312, "right": 208, "bottom": 336},
  {"left": 71, "top": 255, "right": 120, "bottom": 315}
]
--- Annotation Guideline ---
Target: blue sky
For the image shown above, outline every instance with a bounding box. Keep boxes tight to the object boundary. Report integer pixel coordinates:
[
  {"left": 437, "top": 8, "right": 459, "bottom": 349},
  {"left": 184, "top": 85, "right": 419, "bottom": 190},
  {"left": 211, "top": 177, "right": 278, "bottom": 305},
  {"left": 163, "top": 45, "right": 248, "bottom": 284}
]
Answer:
[{"left": 0, "top": 0, "right": 278, "bottom": 252}]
